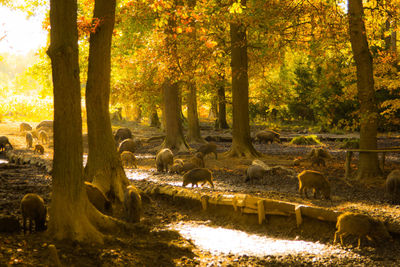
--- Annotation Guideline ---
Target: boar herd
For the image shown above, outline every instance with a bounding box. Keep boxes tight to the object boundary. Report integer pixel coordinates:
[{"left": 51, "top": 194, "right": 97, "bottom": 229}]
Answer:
[{"left": 2, "top": 124, "right": 399, "bottom": 248}]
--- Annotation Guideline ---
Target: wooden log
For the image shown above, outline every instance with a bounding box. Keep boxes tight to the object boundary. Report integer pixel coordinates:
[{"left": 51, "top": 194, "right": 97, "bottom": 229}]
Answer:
[
  {"left": 299, "top": 206, "right": 340, "bottom": 222},
  {"left": 264, "top": 200, "right": 296, "bottom": 215},
  {"left": 380, "top": 152, "right": 386, "bottom": 172},
  {"left": 295, "top": 205, "right": 303, "bottom": 227},
  {"left": 257, "top": 200, "right": 266, "bottom": 224},
  {"left": 201, "top": 195, "right": 209, "bottom": 211},
  {"left": 345, "top": 151, "right": 353, "bottom": 179}
]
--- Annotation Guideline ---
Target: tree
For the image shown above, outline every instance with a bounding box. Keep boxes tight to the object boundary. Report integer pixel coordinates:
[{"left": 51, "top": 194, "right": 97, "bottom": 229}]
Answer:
[
  {"left": 348, "top": 0, "right": 381, "bottom": 179},
  {"left": 225, "top": 0, "right": 259, "bottom": 157},
  {"left": 84, "top": 0, "right": 129, "bottom": 207},
  {"left": 47, "top": 0, "right": 103, "bottom": 243},
  {"left": 185, "top": 0, "right": 204, "bottom": 143},
  {"left": 161, "top": 1, "right": 190, "bottom": 152},
  {"left": 216, "top": 72, "right": 229, "bottom": 129}
]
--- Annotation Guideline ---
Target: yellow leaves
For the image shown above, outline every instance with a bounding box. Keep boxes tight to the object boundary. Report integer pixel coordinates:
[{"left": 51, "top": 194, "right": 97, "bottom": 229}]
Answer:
[
  {"left": 176, "top": 27, "right": 183, "bottom": 34},
  {"left": 205, "top": 40, "right": 217, "bottom": 48},
  {"left": 229, "top": 1, "right": 245, "bottom": 14}
]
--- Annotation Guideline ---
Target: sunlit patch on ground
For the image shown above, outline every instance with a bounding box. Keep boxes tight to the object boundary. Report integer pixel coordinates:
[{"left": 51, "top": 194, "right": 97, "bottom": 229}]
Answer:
[
  {"left": 0, "top": 159, "right": 9, "bottom": 164},
  {"left": 170, "top": 221, "right": 346, "bottom": 257},
  {"left": 136, "top": 154, "right": 155, "bottom": 159},
  {"left": 126, "top": 169, "right": 152, "bottom": 181}
]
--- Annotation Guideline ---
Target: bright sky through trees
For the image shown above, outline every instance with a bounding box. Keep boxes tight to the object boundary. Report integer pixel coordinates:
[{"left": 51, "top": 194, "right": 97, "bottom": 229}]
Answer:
[{"left": 0, "top": 6, "right": 47, "bottom": 55}]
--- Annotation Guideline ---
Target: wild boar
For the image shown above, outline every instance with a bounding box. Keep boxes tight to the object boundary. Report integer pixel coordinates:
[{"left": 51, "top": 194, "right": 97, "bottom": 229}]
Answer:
[
  {"left": 36, "top": 120, "right": 53, "bottom": 130},
  {"left": 334, "top": 212, "right": 392, "bottom": 248},
  {"left": 305, "top": 148, "right": 331, "bottom": 167},
  {"left": 183, "top": 168, "right": 214, "bottom": 188},
  {"left": 0, "top": 136, "right": 13, "bottom": 152},
  {"left": 191, "top": 152, "right": 205, "bottom": 168},
  {"left": 197, "top": 142, "right": 218, "bottom": 159},
  {"left": 121, "top": 151, "right": 138, "bottom": 168},
  {"left": 34, "top": 144, "right": 45, "bottom": 155},
  {"left": 20, "top": 193, "right": 47, "bottom": 234},
  {"left": 85, "top": 181, "right": 112, "bottom": 214},
  {"left": 178, "top": 162, "right": 198, "bottom": 174},
  {"left": 114, "top": 127, "right": 132, "bottom": 144},
  {"left": 245, "top": 164, "right": 267, "bottom": 184},
  {"left": 39, "top": 130, "right": 49, "bottom": 145},
  {"left": 255, "top": 130, "right": 281, "bottom": 144},
  {"left": 156, "top": 148, "right": 174, "bottom": 172},
  {"left": 297, "top": 170, "right": 331, "bottom": 200},
  {"left": 20, "top": 122, "right": 32, "bottom": 132},
  {"left": 118, "top": 138, "right": 140, "bottom": 154},
  {"left": 26, "top": 132, "right": 33, "bottom": 148},
  {"left": 0, "top": 215, "right": 21, "bottom": 233},
  {"left": 124, "top": 185, "right": 142, "bottom": 223},
  {"left": 385, "top": 169, "right": 400, "bottom": 204},
  {"left": 169, "top": 159, "right": 184, "bottom": 174}
]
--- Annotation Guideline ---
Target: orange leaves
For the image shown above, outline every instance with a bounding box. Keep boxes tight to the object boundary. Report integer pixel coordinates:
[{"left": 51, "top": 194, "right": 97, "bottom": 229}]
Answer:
[{"left": 77, "top": 16, "right": 102, "bottom": 37}]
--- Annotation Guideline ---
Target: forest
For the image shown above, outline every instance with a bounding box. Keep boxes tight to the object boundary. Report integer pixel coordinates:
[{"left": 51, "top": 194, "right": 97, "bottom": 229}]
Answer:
[{"left": 1, "top": 0, "right": 400, "bottom": 266}]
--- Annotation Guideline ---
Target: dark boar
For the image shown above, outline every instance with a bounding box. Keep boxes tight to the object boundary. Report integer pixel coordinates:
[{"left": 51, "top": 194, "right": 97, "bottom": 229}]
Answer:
[
  {"left": 0, "top": 136, "right": 13, "bottom": 152},
  {"left": 305, "top": 148, "right": 331, "bottom": 167},
  {"left": 124, "top": 185, "right": 142, "bottom": 223},
  {"left": 255, "top": 130, "right": 281, "bottom": 144},
  {"left": 334, "top": 212, "right": 392, "bottom": 248},
  {"left": 297, "top": 170, "right": 330, "bottom": 200},
  {"left": 114, "top": 127, "right": 132, "bottom": 144},
  {"left": 121, "top": 151, "right": 138, "bottom": 168},
  {"left": 20, "top": 122, "right": 32, "bottom": 132},
  {"left": 385, "top": 169, "right": 400, "bottom": 204},
  {"left": 26, "top": 132, "right": 33, "bottom": 148},
  {"left": 85, "top": 181, "right": 112, "bottom": 214},
  {"left": 183, "top": 168, "right": 214, "bottom": 188},
  {"left": 20, "top": 193, "right": 47, "bottom": 234},
  {"left": 245, "top": 165, "right": 267, "bottom": 184},
  {"left": 34, "top": 144, "right": 44, "bottom": 155},
  {"left": 118, "top": 138, "right": 140, "bottom": 154},
  {"left": 156, "top": 148, "right": 174, "bottom": 172},
  {"left": 197, "top": 142, "right": 218, "bottom": 159},
  {"left": 0, "top": 215, "right": 21, "bottom": 233}
]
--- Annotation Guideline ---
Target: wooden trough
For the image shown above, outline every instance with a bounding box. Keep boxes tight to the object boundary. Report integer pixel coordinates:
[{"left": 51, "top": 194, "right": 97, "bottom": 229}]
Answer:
[{"left": 142, "top": 182, "right": 400, "bottom": 235}]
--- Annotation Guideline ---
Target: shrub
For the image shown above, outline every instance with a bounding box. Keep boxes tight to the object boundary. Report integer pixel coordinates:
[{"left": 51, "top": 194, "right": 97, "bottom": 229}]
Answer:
[{"left": 290, "top": 135, "right": 321, "bottom": 145}]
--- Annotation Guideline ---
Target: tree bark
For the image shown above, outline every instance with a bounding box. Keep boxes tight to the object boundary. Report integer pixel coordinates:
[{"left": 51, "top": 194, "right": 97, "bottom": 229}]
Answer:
[
  {"left": 187, "top": 81, "right": 204, "bottom": 143},
  {"left": 216, "top": 72, "right": 229, "bottom": 129},
  {"left": 162, "top": 80, "right": 190, "bottom": 151},
  {"left": 84, "top": 0, "right": 129, "bottom": 206},
  {"left": 47, "top": 0, "right": 103, "bottom": 243},
  {"left": 348, "top": 0, "right": 381, "bottom": 179},
  {"left": 225, "top": 0, "right": 259, "bottom": 158}
]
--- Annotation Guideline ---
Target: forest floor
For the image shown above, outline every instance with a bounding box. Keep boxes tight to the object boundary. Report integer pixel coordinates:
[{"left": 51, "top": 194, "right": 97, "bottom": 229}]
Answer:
[{"left": 1, "top": 120, "right": 400, "bottom": 266}]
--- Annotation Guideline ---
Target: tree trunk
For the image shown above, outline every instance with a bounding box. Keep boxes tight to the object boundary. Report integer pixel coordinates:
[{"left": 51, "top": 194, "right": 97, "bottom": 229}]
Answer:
[
  {"left": 47, "top": 0, "right": 103, "bottom": 243},
  {"left": 348, "top": 0, "right": 381, "bottom": 179},
  {"left": 162, "top": 80, "right": 190, "bottom": 151},
  {"left": 150, "top": 108, "right": 161, "bottom": 128},
  {"left": 186, "top": 81, "right": 204, "bottom": 143},
  {"left": 216, "top": 73, "right": 229, "bottom": 129},
  {"left": 84, "top": 0, "right": 129, "bottom": 206},
  {"left": 225, "top": 0, "right": 259, "bottom": 158}
]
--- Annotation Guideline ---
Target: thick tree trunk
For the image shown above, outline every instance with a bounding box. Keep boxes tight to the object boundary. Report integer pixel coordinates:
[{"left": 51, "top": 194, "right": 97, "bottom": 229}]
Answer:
[
  {"left": 47, "top": 0, "right": 103, "bottom": 243},
  {"left": 225, "top": 0, "right": 259, "bottom": 158},
  {"left": 186, "top": 81, "right": 204, "bottom": 143},
  {"left": 162, "top": 80, "right": 190, "bottom": 151},
  {"left": 216, "top": 73, "right": 229, "bottom": 129},
  {"left": 348, "top": 0, "right": 381, "bottom": 179},
  {"left": 84, "top": 0, "right": 129, "bottom": 206}
]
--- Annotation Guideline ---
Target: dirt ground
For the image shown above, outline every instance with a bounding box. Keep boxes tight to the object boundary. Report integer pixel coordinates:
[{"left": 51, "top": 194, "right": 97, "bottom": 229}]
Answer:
[{"left": 1, "top": 120, "right": 400, "bottom": 266}]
